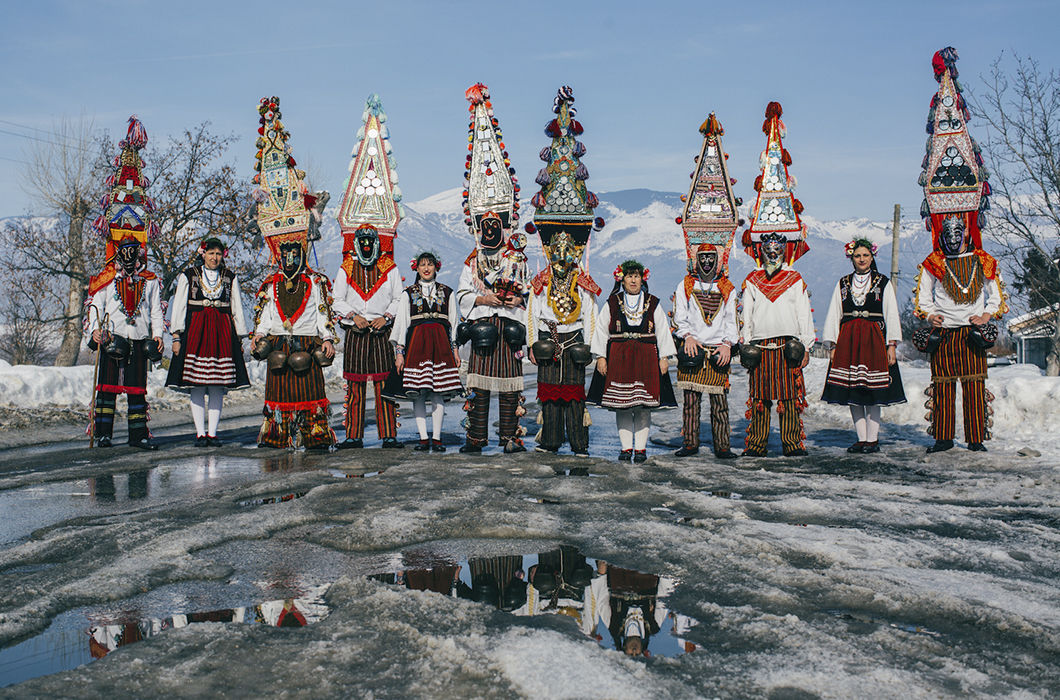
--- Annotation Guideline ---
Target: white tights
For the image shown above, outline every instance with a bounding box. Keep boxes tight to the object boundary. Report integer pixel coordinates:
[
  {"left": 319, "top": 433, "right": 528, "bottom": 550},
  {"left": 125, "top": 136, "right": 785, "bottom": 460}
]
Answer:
[
  {"left": 413, "top": 392, "right": 446, "bottom": 441},
  {"left": 190, "top": 386, "right": 225, "bottom": 438},
  {"left": 616, "top": 407, "right": 651, "bottom": 451},
  {"left": 849, "top": 404, "right": 881, "bottom": 442}
]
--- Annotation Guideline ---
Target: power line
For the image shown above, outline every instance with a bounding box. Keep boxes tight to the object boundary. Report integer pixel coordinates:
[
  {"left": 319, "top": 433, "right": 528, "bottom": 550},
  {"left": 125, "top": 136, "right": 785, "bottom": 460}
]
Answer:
[
  {"left": 0, "top": 154, "right": 31, "bottom": 166},
  {"left": 0, "top": 127, "right": 97, "bottom": 154}
]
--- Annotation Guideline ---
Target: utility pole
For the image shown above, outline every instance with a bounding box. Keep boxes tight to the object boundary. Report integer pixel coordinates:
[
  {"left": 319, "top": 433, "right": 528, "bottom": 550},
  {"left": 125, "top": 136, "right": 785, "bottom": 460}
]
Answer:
[{"left": 890, "top": 204, "right": 901, "bottom": 279}]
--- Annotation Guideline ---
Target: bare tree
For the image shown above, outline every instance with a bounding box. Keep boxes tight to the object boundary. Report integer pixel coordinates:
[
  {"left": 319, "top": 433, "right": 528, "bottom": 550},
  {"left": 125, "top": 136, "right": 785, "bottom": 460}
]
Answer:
[
  {"left": 17, "top": 118, "right": 107, "bottom": 365},
  {"left": 974, "top": 53, "right": 1060, "bottom": 373},
  {"left": 0, "top": 268, "right": 62, "bottom": 365}
]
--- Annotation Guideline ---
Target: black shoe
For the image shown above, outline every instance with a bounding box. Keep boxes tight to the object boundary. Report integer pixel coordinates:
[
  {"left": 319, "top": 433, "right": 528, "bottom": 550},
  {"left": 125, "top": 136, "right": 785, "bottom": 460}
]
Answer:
[
  {"left": 618, "top": 449, "right": 633, "bottom": 462},
  {"left": 381, "top": 438, "right": 403, "bottom": 449},
  {"left": 336, "top": 438, "right": 364, "bottom": 450},
  {"left": 847, "top": 442, "right": 866, "bottom": 453},
  {"left": 862, "top": 441, "right": 880, "bottom": 454},
  {"left": 926, "top": 440, "right": 954, "bottom": 454},
  {"left": 305, "top": 444, "right": 331, "bottom": 453},
  {"left": 633, "top": 450, "right": 647, "bottom": 464},
  {"left": 195, "top": 435, "right": 208, "bottom": 447},
  {"left": 129, "top": 438, "right": 157, "bottom": 451},
  {"left": 431, "top": 440, "right": 447, "bottom": 453},
  {"left": 459, "top": 443, "right": 482, "bottom": 454},
  {"left": 783, "top": 447, "right": 808, "bottom": 457},
  {"left": 741, "top": 446, "right": 767, "bottom": 458},
  {"left": 674, "top": 445, "right": 699, "bottom": 457},
  {"left": 207, "top": 435, "right": 222, "bottom": 447},
  {"left": 714, "top": 449, "right": 738, "bottom": 460},
  {"left": 504, "top": 440, "right": 526, "bottom": 454},
  {"left": 414, "top": 440, "right": 431, "bottom": 452},
  {"left": 96, "top": 436, "right": 113, "bottom": 448},
  {"left": 967, "top": 442, "right": 987, "bottom": 452}
]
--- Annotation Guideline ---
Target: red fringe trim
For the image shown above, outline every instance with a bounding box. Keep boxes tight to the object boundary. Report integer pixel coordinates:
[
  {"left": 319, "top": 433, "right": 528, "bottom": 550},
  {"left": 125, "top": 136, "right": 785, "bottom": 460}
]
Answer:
[
  {"left": 538, "top": 383, "right": 586, "bottom": 402},
  {"left": 265, "top": 399, "right": 330, "bottom": 412},
  {"left": 96, "top": 383, "right": 147, "bottom": 395},
  {"left": 344, "top": 372, "right": 390, "bottom": 381}
]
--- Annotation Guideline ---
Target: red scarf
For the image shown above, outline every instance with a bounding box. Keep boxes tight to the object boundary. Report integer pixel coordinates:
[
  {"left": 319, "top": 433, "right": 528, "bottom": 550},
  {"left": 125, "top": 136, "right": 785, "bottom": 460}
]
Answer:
[
  {"left": 340, "top": 256, "right": 396, "bottom": 300},
  {"left": 744, "top": 269, "right": 802, "bottom": 302},
  {"left": 273, "top": 273, "right": 312, "bottom": 327}
]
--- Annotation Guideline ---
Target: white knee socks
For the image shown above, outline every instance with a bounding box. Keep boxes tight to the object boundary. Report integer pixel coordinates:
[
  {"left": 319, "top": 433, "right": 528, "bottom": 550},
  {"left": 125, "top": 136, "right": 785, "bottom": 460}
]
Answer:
[
  {"left": 190, "top": 387, "right": 207, "bottom": 437},
  {"left": 413, "top": 396, "right": 429, "bottom": 440},
  {"left": 207, "top": 386, "right": 224, "bottom": 437},
  {"left": 850, "top": 405, "right": 881, "bottom": 443},
  {"left": 414, "top": 393, "right": 447, "bottom": 441},
  {"left": 616, "top": 410, "right": 634, "bottom": 450},
  {"left": 190, "top": 386, "right": 225, "bottom": 438},
  {"left": 850, "top": 405, "right": 867, "bottom": 442},
  {"left": 632, "top": 408, "right": 651, "bottom": 451}
]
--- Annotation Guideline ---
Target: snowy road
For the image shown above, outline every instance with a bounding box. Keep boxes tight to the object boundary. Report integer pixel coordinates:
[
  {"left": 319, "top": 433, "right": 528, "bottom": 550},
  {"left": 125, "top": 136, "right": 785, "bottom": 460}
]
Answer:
[{"left": 0, "top": 360, "right": 1057, "bottom": 698}]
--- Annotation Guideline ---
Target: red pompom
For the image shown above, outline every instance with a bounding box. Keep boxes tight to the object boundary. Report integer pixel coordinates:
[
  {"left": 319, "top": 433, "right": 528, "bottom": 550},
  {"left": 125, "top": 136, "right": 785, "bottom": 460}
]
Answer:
[
  {"left": 781, "top": 149, "right": 792, "bottom": 166},
  {"left": 765, "top": 101, "right": 783, "bottom": 120},
  {"left": 793, "top": 199, "right": 804, "bottom": 214},
  {"left": 675, "top": 217, "right": 683, "bottom": 224},
  {"left": 754, "top": 175, "right": 763, "bottom": 191},
  {"left": 524, "top": 222, "right": 537, "bottom": 234}
]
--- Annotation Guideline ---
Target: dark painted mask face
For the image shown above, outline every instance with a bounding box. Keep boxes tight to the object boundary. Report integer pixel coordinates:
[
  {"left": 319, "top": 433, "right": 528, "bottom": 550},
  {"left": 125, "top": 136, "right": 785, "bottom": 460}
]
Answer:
[
  {"left": 760, "top": 235, "right": 785, "bottom": 276},
  {"left": 696, "top": 251, "right": 718, "bottom": 281},
  {"left": 479, "top": 216, "right": 504, "bottom": 250},
  {"left": 279, "top": 242, "right": 304, "bottom": 277},
  {"left": 116, "top": 244, "right": 141, "bottom": 275},
  {"left": 355, "top": 229, "right": 380, "bottom": 267},
  {"left": 940, "top": 215, "right": 967, "bottom": 256}
]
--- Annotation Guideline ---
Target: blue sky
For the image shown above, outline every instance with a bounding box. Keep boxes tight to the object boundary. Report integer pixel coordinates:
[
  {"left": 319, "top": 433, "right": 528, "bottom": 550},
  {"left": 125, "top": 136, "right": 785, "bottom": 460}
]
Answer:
[{"left": 1, "top": 0, "right": 1058, "bottom": 221}]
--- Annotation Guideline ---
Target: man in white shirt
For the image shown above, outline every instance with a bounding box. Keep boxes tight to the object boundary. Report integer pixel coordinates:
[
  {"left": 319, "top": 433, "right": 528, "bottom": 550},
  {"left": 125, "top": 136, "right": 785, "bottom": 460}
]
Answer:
[
  {"left": 672, "top": 244, "right": 738, "bottom": 458},
  {"left": 739, "top": 233, "right": 815, "bottom": 457},
  {"left": 331, "top": 224, "right": 403, "bottom": 449},
  {"left": 914, "top": 215, "right": 1006, "bottom": 452}
]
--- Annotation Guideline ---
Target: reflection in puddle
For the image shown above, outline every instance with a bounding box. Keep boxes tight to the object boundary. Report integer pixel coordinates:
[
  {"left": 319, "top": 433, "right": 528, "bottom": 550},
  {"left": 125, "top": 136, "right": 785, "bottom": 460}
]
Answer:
[
  {"left": 368, "top": 545, "right": 697, "bottom": 659},
  {"left": 826, "top": 609, "right": 941, "bottom": 637},
  {"left": 0, "top": 587, "right": 328, "bottom": 689}
]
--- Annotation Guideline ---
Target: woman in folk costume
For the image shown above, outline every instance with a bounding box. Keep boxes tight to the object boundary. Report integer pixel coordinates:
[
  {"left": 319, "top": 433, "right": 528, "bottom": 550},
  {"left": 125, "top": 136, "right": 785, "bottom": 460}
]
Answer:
[
  {"left": 248, "top": 97, "right": 337, "bottom": 450},
  {"left": 390, "top": 251, "right": 462, "bottom": 452},
  {"left": 588, "top": 261, "right": 677, "bottom": 463},
  {"left": 456, "top": 83, "right": 529, "bottom": 455},
  {"left": 333, "top": 95, "right": 408, "bottom": 450},
  {"left": 913, "top": 48, "right": 1007, "bottom": 454},
  {"left": 671, "top": 112, "right": 742, "bottom": 459},
  {"left": 85, "top": 116, "right": 165, "bottom": 450},
  {"left": 738, "top": 102, "right": 815, "bottom": 458},
  {"left": 672, "top": 244, "right": 738, "bottom": 459},
  {"left": 166, "top": 237, "right": 250, "bottom": 446},
  {"left": 525, "top": 86, "right": 604, "bottom": 458},
  {"left": 821, "top": 239, "right": 906, "bottom": 453}
]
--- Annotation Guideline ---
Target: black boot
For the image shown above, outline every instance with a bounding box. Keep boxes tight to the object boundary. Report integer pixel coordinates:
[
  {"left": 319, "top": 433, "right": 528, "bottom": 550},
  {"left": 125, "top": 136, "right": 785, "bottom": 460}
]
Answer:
[
  {"left": 926, "top": 439, "right": 954, "bottom": 454},
  {"left": 714, "top": 449, "right": 737, "bottom": 459},
  {"left": 633, "top": 450, "right": 647, "bottom": 464},
  {"left": 96, "top": 436, "right": 113, "bottom": 448},
  {"left": 431, "top": 439, "right": 446, "bottom": 453},
  {"left": 967, "top": 442, "right": 987, "bottom": 452},
  {"left": 414, "top": 439, "right": 430, "bottom": 452},
  {"left": 618, "top": 449, "right": 633, "bottom": 462},
  {"left": 337, "top": 438, "right": 364, "bottom": 450},
  {"left": 674, "top": 445, "right": 699, "bottom": 457},
  {"left": 847, "top": 441, "right": 866, "bottom": 453},
  {"left": 381, "top": 437, "right": 403, "bottom": 449},
  {"left": 129, "top": 437, "right": 157, "bottom": 451},
  {"left": 862, "top": 441, "right": 880, "bottom": 453},
  {"left": 459, "top": 443, "right": 482, "bottom": 454}
]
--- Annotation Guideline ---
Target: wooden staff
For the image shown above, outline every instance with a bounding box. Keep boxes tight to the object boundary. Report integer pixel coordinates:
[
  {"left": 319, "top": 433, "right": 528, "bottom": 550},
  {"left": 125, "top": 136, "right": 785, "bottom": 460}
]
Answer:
[{"left": 88, "top": 309, "right": 108, "bottom": 448}]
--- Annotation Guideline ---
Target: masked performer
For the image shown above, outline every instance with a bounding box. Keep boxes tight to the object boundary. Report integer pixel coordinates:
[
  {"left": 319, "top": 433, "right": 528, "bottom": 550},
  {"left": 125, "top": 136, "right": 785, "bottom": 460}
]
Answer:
[
  {"left": 334, "top": 94, "right": 409, "bottom": 449},
  {"left": 390, "top": 252, "right": 462, "bottom": 452},
  {"left": 821, "top": 239, "right": 906, "bottom": 453},
  {"left": 673, "top": 245, "right": 738, "bottom": 458},
  {"left": 331, "top": 224, "right": 402, "bottom": 448},
  {"left": 913, "top": 49, "right": 1007, "bottom": 453},
  {"left": 738, "top": 102, "right": 815, "bottom": 457},
  {"left": 671, "top": 113, "right": 742, "bottom": 459},
  {"left": 589, "top": 261, "right": 677, "bottom": 463},
  {"left": 86, "top": 117, "right": 164, "bottom": 450},
  {"left": 248, "top": 97, "right": 337, "bottom": 450},
  {"left": 456, "top": 84, "right": 528, "bottom": 454},
  {"left": 525, "top": 86, "right": 604, "bottom": 457},
  {"left": 166, "top": 237, "right": 250, "bottom": 446}
]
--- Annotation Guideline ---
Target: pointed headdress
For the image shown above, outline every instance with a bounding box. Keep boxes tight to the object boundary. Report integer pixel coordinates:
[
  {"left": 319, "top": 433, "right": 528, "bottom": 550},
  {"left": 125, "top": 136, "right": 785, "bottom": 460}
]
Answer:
[
  {"left": 462, "top": 83, "right": 519, "bottom": 237},
  {"left": 338, "top": 94, "right": 403, "bottom": 258},
  {"left": 92, "top": 116, "right": 158, "bottom": 265},
  {"left": 677, "top": 112, "right": 740, "bottom": 276}
]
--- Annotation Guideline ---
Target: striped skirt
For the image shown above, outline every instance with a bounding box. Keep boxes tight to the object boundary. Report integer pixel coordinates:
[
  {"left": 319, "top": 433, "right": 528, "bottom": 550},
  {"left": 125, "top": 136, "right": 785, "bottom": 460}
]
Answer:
[
  {"left": 587, "top": 339, "right": 677, "bottom": 411},
  {"left": 166, "top": 307, "right": 249, "bottom": 389},
  {"left": 343, "top": 326, "right": 395, "bottom": 382},
  {"left": 747, "top": 336, "right": 805, "bottom": 402},
  {"left": 401, "top": 322, "right": 462, "bottom": 397},
  {"left": 676, "top": 348, "right": 729, "bottom": 395},
  {"left": 930, "top": 326, "right": 987, "bottom": 383},
  {"left": 466, "top": 316, "right": 524, "bottom": 392},
  {"left": 822, "top": 319, "right": 905, "bottom": 406},
  {"left": 264, "top": 335, "right": 329, "bottom": 412}
]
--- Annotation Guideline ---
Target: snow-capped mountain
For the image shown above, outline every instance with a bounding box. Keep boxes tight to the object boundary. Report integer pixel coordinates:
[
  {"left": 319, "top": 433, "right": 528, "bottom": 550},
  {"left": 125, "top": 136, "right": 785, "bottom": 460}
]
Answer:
[{"left": 312, "top": 188, "right": 936, "bottom": 334}]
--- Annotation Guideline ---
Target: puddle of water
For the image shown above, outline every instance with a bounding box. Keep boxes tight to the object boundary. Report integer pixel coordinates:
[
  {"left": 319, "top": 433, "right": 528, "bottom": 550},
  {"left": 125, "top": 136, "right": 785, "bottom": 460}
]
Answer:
[
  {"left": 0, "top": 455, "right": 320, "bottom": 547},
  {"left": 0, "top": 586, "right": 328, "bottom": 689},
  {"left": 368, "top": 545, "right": 698, "bottom": 659},
  {"left": 236, "top": 491, "right": 310, "bottom": 507},
  {"left": 825, "top": 608, "right": 941, "bottom": 638}
]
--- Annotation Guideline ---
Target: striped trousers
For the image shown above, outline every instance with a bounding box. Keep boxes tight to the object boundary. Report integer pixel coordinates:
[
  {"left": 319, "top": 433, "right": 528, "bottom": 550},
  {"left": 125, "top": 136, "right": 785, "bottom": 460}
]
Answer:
[
  {"left": 93, "top": 391, "right": 149, "bottom": 443},
  {"left": 344, "top": 380, "right": 398, "bottom": 440},
  {"left": 465, "top": 389, "right": 520, "bottom": 446},
  {"left": 681, "top": 390, "right": 730, "bottom": 453},
  {"left": 745, "top": 399, "right": 804, "bottom": 452},
  {"left": 927, "top": 326, "right": 990, "bottom": 443}
]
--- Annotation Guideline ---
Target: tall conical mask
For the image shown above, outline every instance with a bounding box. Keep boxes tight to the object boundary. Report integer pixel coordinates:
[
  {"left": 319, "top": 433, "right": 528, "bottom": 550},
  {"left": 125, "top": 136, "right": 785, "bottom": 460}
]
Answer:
[
  {"left": 338, "top": 94, "right": 403, "bottom": 259},
  {"left": 678, "top": 112, "right": 740, "bottom": 275},
  {"left": 918, "top": 47, "right": 991, "bottom": 252},
  {"left": 462, "top": 83, "right": 519, "bottom": 241},
  {"left": 742, "top": 102, "right": 809, "bottom": 265},
  {"left": 251, "top": 96, "right": 313, "bottom": 263},
  {"left": 92, "top": 116, "right": 158, "bottom": 264}
]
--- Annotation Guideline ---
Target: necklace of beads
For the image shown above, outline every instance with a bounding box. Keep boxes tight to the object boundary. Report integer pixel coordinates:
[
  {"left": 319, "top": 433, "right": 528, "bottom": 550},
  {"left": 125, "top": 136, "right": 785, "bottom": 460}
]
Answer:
[
  {"left": 621, "top": 292, "right": 645, "bottom": 324},
  {"left": 198, "top": 267, "right": 225, "bottom": 299},
  {"left": 114, "top": 274, "right": 146, "bottom": 325},
  {"left": 945, "top": 257, "right": 980, "bottom": 296}
]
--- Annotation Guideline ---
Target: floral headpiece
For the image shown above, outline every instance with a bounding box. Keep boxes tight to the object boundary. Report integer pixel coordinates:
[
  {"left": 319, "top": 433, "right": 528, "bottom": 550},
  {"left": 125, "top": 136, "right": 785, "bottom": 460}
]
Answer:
[
  {"left": 613, "top": 261, "right": 649, "bottom": 281},
  {"left": 410, "top": 251, "right": 442, "bottom": 271},
  {"left": 844, "top": 238, "right": 878, "bottom": 258},
  {"left": 197, "top": 236, "right": 229, "bottom": 259}
]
